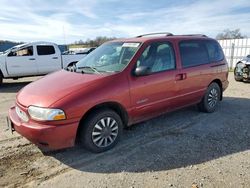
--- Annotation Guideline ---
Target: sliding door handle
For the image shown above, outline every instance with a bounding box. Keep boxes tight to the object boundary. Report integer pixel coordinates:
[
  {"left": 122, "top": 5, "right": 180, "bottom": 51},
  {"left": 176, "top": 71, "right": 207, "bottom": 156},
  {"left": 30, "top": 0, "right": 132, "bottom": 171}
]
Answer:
[{"left": 175, "top": 73, "right": 187, "bottom": 81}]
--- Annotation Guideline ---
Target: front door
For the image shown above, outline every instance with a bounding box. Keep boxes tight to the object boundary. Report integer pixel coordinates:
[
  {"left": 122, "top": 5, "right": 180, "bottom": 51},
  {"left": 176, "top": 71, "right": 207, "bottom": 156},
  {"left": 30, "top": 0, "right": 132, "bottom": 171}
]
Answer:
[
  {"left": 6, "top": 45, "right": 38, "bottom": 76},
  {"left": 129, "top": 41, "right": 178, "bottom": 122}
]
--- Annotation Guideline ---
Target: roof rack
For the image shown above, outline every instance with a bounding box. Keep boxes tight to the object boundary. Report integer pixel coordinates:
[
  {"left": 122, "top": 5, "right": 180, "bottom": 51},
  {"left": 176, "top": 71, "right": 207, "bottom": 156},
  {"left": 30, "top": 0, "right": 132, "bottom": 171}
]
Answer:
[
  {"left": 180, "top": 34, "right": 207, "bottom": 37},
  {"left": 136, "top": 33, "right": 207, "bottom": 38},
  {"left": 136, "top": 32, "right": 174, "bottom": 38}
]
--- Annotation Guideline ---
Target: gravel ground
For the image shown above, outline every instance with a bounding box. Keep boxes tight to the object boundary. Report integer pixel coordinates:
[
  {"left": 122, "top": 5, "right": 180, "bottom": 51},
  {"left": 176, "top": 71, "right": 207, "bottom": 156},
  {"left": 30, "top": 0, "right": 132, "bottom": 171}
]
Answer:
[{"left": 0, "top": 73, "right": 250, "bottom": 188}]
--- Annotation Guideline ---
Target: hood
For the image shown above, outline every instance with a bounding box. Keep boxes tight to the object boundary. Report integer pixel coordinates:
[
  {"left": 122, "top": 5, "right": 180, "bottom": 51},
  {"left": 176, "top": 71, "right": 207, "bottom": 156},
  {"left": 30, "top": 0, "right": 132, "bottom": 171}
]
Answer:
[
  {"left": 241, "top": 59, "right": 250, "bottom": 65},
  {"left": 17, "top": 70, "right": 109, "bottom": 107}
]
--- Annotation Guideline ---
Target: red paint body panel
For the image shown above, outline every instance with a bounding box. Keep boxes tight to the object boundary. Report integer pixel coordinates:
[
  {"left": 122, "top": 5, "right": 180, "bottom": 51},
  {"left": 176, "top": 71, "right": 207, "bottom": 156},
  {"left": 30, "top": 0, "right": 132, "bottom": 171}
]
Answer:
[
  {"left": 17, "top": 70, "right": 108, "bottom": 107},
  {"left": 8, "top": 35, "right": 229, "bottom": 150},
  {"left": 9, "top": 106, "right": 78, "bottom": 149}
]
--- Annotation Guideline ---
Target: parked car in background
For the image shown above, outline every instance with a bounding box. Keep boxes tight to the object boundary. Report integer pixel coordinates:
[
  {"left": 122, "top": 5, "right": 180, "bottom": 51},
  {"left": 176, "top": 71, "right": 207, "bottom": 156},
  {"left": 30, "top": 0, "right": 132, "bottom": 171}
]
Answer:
[
  {"left": 8, "top": 33, "right": 229, "bottom": 153},
  {"left": 234, "top": 55, "right": 250, "bottom": 82},
  {"left": 0, "top": 42, "right": 86, "bottom": 85},
  {"left": 76, "top": 47, "right": 96, "bottom": 55},
  {"left": 62, "top": 47, "right": 96, "bottom": 55}
]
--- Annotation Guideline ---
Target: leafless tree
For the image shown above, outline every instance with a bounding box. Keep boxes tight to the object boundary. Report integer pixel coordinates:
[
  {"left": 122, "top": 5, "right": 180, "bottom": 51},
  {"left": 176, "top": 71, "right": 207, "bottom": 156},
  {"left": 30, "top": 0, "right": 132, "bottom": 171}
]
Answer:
[{"left": 216, "top": 29, "right": 247, "bottom": 40}]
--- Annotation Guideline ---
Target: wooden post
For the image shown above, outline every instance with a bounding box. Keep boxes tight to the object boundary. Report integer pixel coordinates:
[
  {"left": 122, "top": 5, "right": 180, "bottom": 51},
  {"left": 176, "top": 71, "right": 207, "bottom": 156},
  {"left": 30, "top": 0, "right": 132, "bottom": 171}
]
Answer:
[{"left": 230, "top": 43, "right": 235, "bottom": 69}]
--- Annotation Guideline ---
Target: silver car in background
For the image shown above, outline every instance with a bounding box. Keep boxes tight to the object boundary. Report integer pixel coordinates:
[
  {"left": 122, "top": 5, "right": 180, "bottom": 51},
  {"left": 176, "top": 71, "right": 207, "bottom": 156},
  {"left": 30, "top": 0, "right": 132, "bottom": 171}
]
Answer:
[{"left": 234, "top": 55, "right": 250, "bottom": 82}]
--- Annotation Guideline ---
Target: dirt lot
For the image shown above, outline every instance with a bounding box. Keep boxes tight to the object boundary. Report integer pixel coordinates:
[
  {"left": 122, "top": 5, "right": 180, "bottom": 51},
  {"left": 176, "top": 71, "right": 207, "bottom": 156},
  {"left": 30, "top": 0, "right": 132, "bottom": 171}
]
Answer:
[{"left": 0, "top": 73, "right": 250, "bottom": 188}]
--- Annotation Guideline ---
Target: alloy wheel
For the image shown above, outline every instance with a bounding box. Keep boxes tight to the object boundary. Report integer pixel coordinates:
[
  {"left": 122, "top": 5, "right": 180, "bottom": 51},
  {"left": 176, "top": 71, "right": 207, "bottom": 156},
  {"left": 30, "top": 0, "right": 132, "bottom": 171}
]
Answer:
[{"left": 208, "top": 88, "right": 218, "bottom": 108}]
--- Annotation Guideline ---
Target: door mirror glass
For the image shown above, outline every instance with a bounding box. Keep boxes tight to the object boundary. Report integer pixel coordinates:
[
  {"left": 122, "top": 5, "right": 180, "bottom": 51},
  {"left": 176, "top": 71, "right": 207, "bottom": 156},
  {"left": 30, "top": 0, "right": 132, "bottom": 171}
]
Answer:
[{"left": 134, "top": 66, "right": 151, "bottom": 76}]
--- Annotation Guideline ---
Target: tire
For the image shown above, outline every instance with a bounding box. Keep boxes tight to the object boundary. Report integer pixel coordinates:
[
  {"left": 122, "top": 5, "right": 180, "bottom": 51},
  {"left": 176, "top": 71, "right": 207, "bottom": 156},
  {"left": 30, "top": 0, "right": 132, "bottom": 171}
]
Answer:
[
  {"left": 198, "top": 82, "right": 221, "bottom": 113},
  {"left": 234, "top": 62, "right": 243, "bottom": 82},
  {"left": 80, "top": 109, "right": 123, "bottom": 153}
]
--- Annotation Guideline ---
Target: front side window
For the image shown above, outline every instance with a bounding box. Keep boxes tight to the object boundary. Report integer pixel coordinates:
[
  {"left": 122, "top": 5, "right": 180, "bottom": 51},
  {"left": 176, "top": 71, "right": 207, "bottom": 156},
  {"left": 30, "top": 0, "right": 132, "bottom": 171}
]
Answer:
[
  {"left": 8, "top": 46, "right": 33, "bottom": 57},
  {"left": 137, "top": 42, "right": 175, "bottom": 73},
  {"left": 179, "top": 40, "right": 209, "bottom": 68},
  {"left": 76, "top": 42, "right": 140, "bottom": 73},
  {"left": 37, "top": 45, "right": 55, "bottom": 55}
]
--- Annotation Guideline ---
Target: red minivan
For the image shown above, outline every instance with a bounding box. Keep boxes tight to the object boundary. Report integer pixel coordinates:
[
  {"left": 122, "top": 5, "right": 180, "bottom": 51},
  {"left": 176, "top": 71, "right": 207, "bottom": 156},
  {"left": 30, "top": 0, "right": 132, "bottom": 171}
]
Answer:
[{"left": 8, "top": 33, "right": 229, "bottom": 153}]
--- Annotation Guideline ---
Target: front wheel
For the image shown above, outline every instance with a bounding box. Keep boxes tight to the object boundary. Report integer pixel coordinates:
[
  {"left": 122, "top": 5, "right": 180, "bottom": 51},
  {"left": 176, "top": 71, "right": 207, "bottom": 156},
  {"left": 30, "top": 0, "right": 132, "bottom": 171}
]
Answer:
[
  {"left": 80, "top": 109, "right": 123, "bottom": 153},
  {"left": 198, "top": 82, "right": 221, "bottom": 113}
]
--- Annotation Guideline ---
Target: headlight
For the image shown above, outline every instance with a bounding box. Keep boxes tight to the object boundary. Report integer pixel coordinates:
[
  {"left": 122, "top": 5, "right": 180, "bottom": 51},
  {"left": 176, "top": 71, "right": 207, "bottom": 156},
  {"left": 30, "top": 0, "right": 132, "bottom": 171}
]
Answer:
[{"left": 28, "top": 106, "right": 66, "bottom": 121}]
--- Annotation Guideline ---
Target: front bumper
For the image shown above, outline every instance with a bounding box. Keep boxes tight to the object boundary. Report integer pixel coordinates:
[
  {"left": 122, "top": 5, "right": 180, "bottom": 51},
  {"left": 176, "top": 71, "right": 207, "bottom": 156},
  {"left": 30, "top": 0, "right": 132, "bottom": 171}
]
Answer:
[{"left": 8, "top": 106, "right": 79, "bottom": 150}]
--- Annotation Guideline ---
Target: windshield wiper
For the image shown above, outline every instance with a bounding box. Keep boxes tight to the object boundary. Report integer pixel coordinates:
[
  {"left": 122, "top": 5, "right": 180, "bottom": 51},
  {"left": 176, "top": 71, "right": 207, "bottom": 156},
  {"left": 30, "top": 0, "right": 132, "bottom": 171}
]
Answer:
[{"left": 76, "top": 66, "right": 101, "bottom": 74}]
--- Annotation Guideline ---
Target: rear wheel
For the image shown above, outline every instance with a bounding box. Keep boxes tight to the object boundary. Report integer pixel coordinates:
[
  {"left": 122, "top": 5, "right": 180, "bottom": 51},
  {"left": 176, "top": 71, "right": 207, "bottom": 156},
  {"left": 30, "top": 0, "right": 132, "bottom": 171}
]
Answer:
[
  {"left": 80, "top": 109, "right": 123, "bottom": 153},
  {"left": 198, "top": 82, "right": 221, "bottom": 113}
]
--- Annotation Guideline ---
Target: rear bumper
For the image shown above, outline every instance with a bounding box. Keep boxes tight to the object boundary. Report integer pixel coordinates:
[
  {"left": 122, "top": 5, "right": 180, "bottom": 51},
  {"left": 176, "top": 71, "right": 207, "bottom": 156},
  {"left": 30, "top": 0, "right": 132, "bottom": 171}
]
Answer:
[{"left": 8, "top": 106, "right": 79, "bottom": 150}]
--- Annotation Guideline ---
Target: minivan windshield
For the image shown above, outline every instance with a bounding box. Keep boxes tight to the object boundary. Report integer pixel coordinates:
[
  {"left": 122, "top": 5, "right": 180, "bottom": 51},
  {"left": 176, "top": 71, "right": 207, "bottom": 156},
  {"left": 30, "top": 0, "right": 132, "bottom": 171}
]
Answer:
[{"left": 76, "top": 42, "right": 140, "bottom": 73}]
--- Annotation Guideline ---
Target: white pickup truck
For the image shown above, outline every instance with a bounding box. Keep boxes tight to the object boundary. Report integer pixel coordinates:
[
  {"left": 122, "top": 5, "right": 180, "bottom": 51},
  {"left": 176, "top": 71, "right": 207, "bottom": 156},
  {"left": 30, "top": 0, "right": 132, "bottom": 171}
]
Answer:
[{"left": 0, "top": 41, "right": 86, "bottom": 84}]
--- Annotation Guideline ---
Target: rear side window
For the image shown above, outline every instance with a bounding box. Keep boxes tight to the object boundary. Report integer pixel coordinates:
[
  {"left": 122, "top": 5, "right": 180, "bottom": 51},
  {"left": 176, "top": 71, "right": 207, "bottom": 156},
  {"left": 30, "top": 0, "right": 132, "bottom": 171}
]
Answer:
[
  {"left": 179, "top": 40, "right": 209, "bottom": 68},
  {"left": 37, "top": 45, "right": 55, "bottom": 55},
  {"left": 205, "top": 40, "right": 224, "bottom": 62}
]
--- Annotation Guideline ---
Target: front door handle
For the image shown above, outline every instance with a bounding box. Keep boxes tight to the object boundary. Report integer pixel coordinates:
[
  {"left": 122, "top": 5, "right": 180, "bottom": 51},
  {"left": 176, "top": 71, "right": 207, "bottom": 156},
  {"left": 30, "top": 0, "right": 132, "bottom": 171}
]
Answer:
[
  {"left": 52, "top": 57, "right": 58, "bottom": 59},
  {"left": 175, "top": 73, "right": 187, "bottom": 81},
  {"left": 29, "top": 58, "right": 35, "bottom": 61}
]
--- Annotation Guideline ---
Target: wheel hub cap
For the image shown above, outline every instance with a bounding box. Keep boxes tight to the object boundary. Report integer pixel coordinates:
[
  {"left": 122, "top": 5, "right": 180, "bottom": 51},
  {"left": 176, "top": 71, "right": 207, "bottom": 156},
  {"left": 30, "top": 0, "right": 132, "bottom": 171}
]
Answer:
[
  {"left": 208, "top": 88, "right": 218, "bottom": 108},
  {"left": 92, "top": 117, "right": 118, "bottom": 148}
]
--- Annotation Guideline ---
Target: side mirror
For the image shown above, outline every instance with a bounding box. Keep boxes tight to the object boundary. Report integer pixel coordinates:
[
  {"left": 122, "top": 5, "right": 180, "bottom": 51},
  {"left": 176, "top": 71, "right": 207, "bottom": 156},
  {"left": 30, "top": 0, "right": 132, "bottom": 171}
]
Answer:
[{"left": 134, "top": 66, "right": 151, "bottom": 76}]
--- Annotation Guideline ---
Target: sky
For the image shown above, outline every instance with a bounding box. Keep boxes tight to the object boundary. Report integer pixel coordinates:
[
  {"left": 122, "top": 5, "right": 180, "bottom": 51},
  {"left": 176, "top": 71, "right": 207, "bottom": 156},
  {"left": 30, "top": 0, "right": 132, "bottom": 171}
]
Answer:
[{"left": 0, "top": 0, "right": 250, "bottom": 44}]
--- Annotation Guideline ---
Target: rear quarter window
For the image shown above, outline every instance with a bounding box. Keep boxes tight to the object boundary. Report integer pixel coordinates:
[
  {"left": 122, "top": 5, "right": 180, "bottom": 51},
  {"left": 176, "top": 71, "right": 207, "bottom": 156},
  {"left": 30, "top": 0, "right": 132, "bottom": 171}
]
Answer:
[
  {"left": 179, "top": 40, "right": 210, "bottom": 68},
  {"left": 205, "top": 40, "right": 224, "bottom": 62},
  {"left": 37, "top": 45, "right": 55, "bottom": 55}
]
